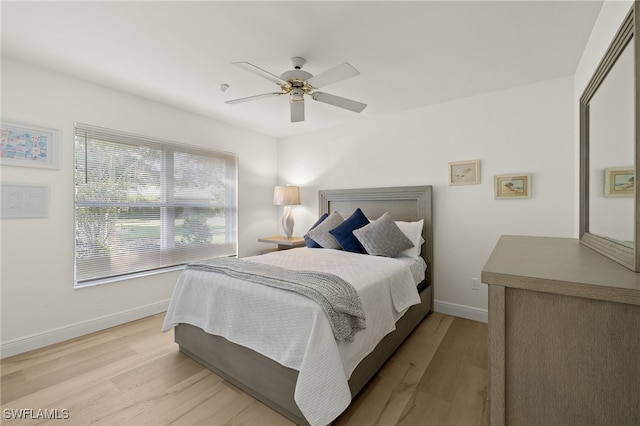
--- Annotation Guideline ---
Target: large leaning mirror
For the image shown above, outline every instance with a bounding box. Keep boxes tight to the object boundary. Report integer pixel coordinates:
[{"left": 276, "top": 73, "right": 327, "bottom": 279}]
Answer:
[{"left": 580, "top": 3, "right": 639, "bottom": 271}]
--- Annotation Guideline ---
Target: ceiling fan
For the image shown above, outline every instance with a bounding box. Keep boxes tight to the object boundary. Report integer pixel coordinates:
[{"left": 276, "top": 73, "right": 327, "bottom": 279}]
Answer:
[{"left": 225, "top": 57, "right": 367, "bottom": 123}]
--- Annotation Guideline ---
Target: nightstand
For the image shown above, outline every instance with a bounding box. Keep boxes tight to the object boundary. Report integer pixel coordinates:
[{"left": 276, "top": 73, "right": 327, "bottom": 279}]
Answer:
[{"left": 258, "top": 236, "right": 305, "bottom": 253}]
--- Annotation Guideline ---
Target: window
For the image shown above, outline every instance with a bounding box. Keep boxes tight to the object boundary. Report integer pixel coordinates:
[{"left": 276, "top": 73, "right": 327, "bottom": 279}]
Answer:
[{"left": 74, "top": 123, "right": 237, "bottom": 287}]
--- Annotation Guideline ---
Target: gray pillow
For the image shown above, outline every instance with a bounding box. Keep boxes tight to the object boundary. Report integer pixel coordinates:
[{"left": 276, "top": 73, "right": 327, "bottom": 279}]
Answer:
[
  {"left": 305, "top": 211, "right": 344, "bottom": 249},
  {"left": 353, "top": 212, "right": 414, "bottom": 257}
]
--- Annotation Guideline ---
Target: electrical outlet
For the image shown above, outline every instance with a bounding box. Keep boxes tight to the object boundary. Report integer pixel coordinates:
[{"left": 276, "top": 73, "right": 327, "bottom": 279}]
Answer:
[{"left": 471, "top": 278, "right": 480, "bottom": 290}]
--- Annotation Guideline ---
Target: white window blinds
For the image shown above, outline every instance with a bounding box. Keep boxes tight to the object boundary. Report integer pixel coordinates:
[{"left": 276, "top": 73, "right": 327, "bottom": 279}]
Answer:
[{"left": 74, "top": 123, "right": 237, "bottom": 287}]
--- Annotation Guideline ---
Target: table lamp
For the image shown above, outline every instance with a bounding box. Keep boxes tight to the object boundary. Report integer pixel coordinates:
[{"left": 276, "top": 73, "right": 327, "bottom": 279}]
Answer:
[{"left": 273, "top": 185, "right": 300, "bottom": 238}]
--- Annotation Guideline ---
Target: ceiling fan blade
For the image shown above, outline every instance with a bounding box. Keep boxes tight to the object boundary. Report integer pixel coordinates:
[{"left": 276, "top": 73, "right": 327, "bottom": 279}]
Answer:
[
  {"left": 306, "top": 62, "right": 360, "bottom": 89},
  {"left": 291, "top": 99, "right": 305, "bottom": 123},
  {"left": 225, "top": 92, "right": 282, "bottom": 104},
  {"left": 232, "top": 62, "right": 289, "bottom": 87},
  {"left": 311, "top": 92, "right": 367, "bottom": 113}
]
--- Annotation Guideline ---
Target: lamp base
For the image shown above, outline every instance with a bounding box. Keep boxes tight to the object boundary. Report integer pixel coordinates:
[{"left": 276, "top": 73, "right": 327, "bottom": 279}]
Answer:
[{"left": 281, "top": 206, "right": 294, "bottom": 239}]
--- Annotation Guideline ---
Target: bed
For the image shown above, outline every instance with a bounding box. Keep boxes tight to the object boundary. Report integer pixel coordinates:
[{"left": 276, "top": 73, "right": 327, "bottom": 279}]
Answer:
[{"left": 162, "top": 185, "right": 433, "bottom": 425}]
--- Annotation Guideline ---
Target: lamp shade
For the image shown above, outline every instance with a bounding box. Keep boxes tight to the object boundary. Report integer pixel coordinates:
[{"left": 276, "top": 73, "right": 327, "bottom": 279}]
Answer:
[{"left": 273, "top": 185, "right": 300, "bottom": 206}]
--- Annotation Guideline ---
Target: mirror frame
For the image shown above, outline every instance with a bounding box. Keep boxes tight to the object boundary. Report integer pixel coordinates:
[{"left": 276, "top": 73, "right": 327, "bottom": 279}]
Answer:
[{"left": 580, "top": 3, "right": 639, "bottom": 272}]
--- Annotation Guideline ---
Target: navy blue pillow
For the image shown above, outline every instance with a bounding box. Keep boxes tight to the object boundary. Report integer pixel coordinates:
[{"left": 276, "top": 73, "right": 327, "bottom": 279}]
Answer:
[
  {"left": 304, "top": 213, "right": 329, "bottom": 248},
  {"left": 329, "top": 208, "right": 370, "bottom": 253}
]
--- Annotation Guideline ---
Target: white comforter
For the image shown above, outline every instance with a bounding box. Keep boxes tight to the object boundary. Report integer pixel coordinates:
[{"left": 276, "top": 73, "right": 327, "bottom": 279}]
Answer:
[{"left": 162, "top": 248, "right": 422, "bottom": 426}]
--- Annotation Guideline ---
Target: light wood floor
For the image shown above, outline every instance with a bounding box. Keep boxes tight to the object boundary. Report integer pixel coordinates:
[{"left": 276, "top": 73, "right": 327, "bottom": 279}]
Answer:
[{"left": 1, "top": 312, "right": 488, "bottom": 426}]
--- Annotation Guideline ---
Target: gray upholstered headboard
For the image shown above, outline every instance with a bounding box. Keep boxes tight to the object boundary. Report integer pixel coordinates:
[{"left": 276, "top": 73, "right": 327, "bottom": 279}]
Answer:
[{"left": 318, "top": 185, "right": 433, "bottom": 290}]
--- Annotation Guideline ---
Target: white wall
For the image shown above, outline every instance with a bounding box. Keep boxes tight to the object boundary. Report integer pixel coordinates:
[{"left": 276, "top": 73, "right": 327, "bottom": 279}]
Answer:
[
  {"left": 277, "top": 76, "right": 576, "bottom": 319},
  {"left": 0, "top": 58, "right": 278, "bottom": 357},
  {"left": 574, "top": 0, "right": 634, "bottom": 100}
]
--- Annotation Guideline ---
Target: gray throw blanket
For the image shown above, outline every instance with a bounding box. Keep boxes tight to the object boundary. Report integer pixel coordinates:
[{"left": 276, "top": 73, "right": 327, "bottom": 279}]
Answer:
[{"left": 187, "top": 257, "right": 366, "bottom": 341}]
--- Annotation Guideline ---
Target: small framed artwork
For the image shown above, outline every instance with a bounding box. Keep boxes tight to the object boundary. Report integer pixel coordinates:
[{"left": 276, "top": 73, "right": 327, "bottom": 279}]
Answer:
[
  {"left": 604, "top": 167, "right": 634, "bottom": 197},
  {"left": 449, "top": 159, "right": 480, "bottom": 185},
  {"left": 1, "top": 183, "right": 49, "bottom": 218},
  {"left": 1, "top": 121, "right": 59, "bottom": 169},
  {"left": 494, "top": 174, "right": 532, "bottom": 199}
]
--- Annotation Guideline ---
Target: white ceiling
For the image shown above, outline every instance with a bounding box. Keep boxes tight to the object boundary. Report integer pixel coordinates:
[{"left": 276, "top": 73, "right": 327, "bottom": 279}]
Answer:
[{"left": 2, "top": 1, "right": 603, "bottom": 138}]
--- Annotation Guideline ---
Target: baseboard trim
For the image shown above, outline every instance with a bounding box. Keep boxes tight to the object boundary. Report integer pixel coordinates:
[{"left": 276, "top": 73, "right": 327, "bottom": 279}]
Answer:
[
  {"left": 434, "top": 300, "right": 488, "bottom": 323},
  {"left": 2, "top": 299, "right": 486, "bottom": 358},
  {"left": 1, "top": 300, "right": 170, "bottom": 359}
]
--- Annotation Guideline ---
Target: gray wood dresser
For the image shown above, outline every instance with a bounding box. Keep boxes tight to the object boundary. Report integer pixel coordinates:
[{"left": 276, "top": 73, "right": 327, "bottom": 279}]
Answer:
[{"left": 482, "top": 235, "right": 640, "bottom": 426}]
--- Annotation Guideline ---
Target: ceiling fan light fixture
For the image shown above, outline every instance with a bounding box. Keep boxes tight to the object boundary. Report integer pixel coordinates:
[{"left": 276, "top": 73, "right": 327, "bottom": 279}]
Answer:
[{"left": 290, "top": 88, "right": 305, "bottom": 103}]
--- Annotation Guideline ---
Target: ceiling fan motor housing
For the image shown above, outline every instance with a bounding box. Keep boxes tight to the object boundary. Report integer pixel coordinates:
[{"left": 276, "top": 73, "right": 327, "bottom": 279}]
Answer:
[
  {"left": 280, "top": 69, "right": 313, "bottom": 86},
  {"left": 280, "top": 57, "right": 314, "bottom": 91}
]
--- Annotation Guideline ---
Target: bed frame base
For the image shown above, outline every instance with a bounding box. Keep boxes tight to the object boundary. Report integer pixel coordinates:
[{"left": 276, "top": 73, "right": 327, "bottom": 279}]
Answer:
[{"left": 175, "top": 284, "right": 432, "bottom": 425}]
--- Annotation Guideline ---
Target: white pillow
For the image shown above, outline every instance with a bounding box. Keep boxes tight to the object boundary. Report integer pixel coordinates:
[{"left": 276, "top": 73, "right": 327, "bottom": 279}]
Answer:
[{"left": 394, "top": 219, "right": 424, "bottom": 258}]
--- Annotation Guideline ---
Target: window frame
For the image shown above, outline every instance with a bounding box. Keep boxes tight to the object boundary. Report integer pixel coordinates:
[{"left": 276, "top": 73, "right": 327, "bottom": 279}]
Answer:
[{"left": 73, "top": 123, "right": 238, "bottom": 288}]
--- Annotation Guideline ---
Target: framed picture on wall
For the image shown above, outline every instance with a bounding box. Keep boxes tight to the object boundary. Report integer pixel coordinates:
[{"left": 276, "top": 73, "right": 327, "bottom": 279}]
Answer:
[
  {"left": 1, "top": 183, "right": 49, "bottom": 218},
  {"left": 448, "top": 159, "right": 480, "bottom": 185},
  {"left": 494, "top": 174, "right": 532, "bottom": 199},
  {"left": 604, "top": 167, "right": 634, "bottom": 197},
  {"left": 0, "top": 121, "right": 59, "bottom": 169}
]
